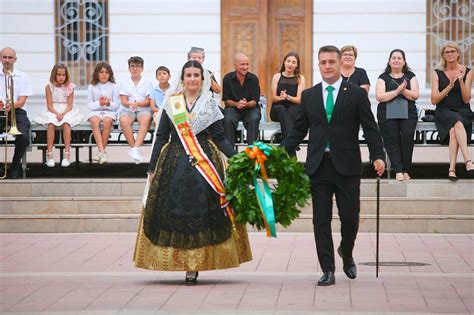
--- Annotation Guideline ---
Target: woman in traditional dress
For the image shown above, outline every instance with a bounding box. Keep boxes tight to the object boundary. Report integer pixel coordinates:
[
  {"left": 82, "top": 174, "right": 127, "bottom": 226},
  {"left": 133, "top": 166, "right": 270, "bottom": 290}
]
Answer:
[
  {"left": 134, "top": 60, "right": 252, "bottom": 285},
  {"left": 431, "top": 41, "right": 473, "bottom": 181}
]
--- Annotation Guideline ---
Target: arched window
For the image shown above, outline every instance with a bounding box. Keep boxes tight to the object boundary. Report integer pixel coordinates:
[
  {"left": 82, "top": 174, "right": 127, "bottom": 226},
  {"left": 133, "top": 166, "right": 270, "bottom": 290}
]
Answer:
[
  {"left": 427, "top": 0, "right": 473, "bottom": 85},
  {"left": 55, "top": 0, "right": 109, "bottom": 88}
]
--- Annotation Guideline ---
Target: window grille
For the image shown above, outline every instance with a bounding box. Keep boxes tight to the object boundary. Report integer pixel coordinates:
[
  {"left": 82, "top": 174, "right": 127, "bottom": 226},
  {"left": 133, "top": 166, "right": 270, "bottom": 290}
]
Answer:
[
  {"left": 55, "top": 0, "right": 109, "bottom": 89},
  {"left": 427, "top": 0, "right": 473, "bottom": 86}
]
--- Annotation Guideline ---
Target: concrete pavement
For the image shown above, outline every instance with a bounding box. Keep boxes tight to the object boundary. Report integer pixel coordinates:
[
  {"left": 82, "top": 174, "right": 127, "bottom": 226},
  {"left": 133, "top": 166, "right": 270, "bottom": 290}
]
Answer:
[{"left": 0, "top": 232, "right": 472, "bottom": 314}]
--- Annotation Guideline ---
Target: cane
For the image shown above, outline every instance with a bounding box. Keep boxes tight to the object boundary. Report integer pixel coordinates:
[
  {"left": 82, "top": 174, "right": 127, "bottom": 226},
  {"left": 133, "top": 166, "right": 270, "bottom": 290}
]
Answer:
[{"left": 376, "top": 176, "right": 380, "bottom": 278}]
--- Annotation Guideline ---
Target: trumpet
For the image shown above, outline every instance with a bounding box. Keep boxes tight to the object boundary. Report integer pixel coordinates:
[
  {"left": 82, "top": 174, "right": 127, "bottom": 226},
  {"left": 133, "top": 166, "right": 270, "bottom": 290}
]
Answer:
[{"left": 1, "top": 71, "right": 21, "bottom": 179}]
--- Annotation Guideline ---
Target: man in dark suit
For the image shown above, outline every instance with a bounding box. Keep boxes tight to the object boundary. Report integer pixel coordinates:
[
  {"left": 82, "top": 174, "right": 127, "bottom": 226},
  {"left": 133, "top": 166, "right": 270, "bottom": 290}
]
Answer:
[{"left": 282, "top": 45, "right": 385, "bottom": 286}]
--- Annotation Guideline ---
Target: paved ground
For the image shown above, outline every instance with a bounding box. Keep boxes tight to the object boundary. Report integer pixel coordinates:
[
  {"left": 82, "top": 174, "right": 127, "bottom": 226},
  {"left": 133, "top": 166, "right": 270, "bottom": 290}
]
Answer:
[{"left": 0, "top": 232, "right": 472, "bottom": 314}]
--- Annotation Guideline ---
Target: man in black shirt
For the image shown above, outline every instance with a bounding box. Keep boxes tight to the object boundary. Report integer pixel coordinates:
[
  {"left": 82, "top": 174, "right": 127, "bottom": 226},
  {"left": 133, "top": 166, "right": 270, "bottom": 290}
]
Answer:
[{"left": 222, "top": 53, "right": 261, "bottom": 147}]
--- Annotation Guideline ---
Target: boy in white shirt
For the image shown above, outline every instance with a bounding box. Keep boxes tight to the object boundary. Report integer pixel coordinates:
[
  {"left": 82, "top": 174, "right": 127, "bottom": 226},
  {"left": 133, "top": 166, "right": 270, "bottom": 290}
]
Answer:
[{"left": 119, "top": 56, "right": 153, "bottom": 164}]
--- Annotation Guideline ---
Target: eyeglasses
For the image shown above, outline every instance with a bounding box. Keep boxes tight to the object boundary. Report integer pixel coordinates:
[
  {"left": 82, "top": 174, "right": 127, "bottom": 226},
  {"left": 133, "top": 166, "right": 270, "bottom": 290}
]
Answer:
[
  {"left": 443, "top": 50, "right": 458, "bottom": 55},
  {"left": 129, "top": 65, "right": 143, "bottom": 69}
]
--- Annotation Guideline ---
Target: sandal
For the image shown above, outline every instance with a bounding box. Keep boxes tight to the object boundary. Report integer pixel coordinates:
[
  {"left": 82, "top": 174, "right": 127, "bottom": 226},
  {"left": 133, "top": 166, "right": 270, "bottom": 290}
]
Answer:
[
  {"left": 45, "top": 152, "right": 55, "bottom": 168},
  {"left": 465, "top": 160, "right": 474, "bottom": 176},
  {"left": 185, "top": 271, "right": 199, "bottom": 286},
  {"left": 448, "top": 169, "right": 458, "bottom": 182},
  {"left": 395, "top": 172, "right": 404, "bottom": 181},
  {"left": 61, "top": 152, "right": 71, "bottom": 168}
]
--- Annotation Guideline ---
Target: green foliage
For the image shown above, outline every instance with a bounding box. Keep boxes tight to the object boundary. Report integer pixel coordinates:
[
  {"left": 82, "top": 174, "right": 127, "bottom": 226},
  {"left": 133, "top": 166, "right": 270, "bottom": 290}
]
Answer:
[{"left": 225, "top": 145, "right": 311, "bottom": 230}]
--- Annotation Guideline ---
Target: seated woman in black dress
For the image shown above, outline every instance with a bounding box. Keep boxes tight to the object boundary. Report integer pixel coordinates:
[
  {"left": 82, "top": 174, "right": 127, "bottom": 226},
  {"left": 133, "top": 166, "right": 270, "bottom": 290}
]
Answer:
[
  {"left": 375, "top": 49, "right": 419, "bottom": 181},
  {"left": 340, "top": 45, "right": 370, "bottom": 93},
  {"left": 431, "top": 41, "right": 474, "bottom": 181},
  {"left": 269, "top": 51, "right": 306, "bottom": 142}
]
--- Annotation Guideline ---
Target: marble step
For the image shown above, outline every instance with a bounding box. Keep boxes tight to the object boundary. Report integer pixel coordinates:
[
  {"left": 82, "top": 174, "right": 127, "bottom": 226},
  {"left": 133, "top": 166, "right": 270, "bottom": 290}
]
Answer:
[
  {"left": 0, "top": 196, "right": 472, "bottom": 216},
  {"left": 0, "top": 213, "right": 471, "bottom": 233},
  {"left": 2, "top": 178, "right": 473, "bottom": 198}
]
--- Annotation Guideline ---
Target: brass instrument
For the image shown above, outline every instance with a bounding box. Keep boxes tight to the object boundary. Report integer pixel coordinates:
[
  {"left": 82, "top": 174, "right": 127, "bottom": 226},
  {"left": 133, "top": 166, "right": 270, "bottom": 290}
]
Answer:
[
  {"left": 1, "top": 71, "right": 21, "bottom": 179},
  {"left": 5, "top": 71, "right": 21, "bottom": 136}
]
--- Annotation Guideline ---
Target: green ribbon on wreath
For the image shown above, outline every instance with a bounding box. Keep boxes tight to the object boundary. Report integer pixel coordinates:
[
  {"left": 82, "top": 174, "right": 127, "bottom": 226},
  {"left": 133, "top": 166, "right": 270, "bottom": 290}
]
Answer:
[{"left": 245, "top": 142, "right": 276, "bottom": 237}]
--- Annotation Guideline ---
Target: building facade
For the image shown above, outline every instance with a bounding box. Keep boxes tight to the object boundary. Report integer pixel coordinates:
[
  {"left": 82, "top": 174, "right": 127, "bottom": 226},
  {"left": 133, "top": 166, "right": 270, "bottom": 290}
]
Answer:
[{"left": 1, "top": 0, "right": 472, "bottom": 117}]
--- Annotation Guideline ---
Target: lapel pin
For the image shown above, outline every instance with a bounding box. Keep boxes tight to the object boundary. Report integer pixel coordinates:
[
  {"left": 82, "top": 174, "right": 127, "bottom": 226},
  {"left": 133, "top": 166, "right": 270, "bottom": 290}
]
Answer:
[{"left": 343, "top": 87, "right": 348, "bottom": 91}]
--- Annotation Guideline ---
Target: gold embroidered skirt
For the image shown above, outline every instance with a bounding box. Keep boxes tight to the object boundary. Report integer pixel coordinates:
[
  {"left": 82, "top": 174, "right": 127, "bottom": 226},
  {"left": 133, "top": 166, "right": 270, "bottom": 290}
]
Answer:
[
  {"left": 133, "top": 139, "right": 252, "bottom": 271},
  {"left": 134, "top": 216, "right": 252, "bottom": 271}
]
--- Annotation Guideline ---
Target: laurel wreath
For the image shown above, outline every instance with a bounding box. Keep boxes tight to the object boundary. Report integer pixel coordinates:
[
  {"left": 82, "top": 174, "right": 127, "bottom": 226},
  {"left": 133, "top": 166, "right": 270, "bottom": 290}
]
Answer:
[{"left": 225, "top": 145, "right": 311, "bottom": 230}]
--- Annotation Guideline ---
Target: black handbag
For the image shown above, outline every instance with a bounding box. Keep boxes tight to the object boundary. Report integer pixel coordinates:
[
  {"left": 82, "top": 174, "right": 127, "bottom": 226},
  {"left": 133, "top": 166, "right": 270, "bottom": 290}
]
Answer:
[{"left": 421, "top": 109, "right": 435, "bottom": 122}]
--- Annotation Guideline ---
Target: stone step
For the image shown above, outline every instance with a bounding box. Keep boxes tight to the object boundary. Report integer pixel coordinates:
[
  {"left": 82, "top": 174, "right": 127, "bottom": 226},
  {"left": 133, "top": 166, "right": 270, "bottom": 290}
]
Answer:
[
  {"left": 0, "top": 196, "right": 144, "bottom": 215},
  {"left": 0, "top": 213, "right": 471, "bottom": 233},
  {"left": 1, "top": 196, "right": 472, "bottom": 216},
  {"left": 2, "top": 178, "right": 473, "bottom": 198},
  {"left": 299, "top": 197, "right": 474, "bottom": 215},
  {"left": 1, "top": 179, "right": 147, "bottom": 198}
]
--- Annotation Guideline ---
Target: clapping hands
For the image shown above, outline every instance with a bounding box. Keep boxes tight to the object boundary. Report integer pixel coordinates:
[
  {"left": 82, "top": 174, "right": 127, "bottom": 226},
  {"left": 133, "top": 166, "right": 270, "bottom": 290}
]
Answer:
[
  {"left": 237, "top": 98, "right": 247, "bottom": 110},
  {"left": 396, "top": 80, "right": 407, "bottom": 95},
  {"left": 99, "top": 96, "right": 110, "bottom": 107},
  {"left": 55, "top": 112, "right": 64, "bottom": 121},
  {"left": 129, "top": 101, "right": 138, "bottom": 112}
]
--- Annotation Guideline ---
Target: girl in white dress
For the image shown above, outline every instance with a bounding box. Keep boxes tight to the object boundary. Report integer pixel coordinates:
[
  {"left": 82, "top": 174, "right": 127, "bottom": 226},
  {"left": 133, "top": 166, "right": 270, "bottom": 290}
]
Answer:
[
  {"left": 35, "top": 63, "right": 83, "bottom": 167},
  {"left": 87, "top": 62, "right": 119, "bottom": 164}
]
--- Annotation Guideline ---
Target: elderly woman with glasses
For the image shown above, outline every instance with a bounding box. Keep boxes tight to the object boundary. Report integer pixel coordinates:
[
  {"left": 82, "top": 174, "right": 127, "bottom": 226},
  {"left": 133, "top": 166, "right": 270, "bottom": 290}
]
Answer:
[
  {"left": 187, "top": 46, "right": 222, "bottom": 95},
  {"left": 340, "top": 45, "right": 370, "bottom": 93},
  {"left": 431, "top": 42, "right": 474, "bottom": 181}
]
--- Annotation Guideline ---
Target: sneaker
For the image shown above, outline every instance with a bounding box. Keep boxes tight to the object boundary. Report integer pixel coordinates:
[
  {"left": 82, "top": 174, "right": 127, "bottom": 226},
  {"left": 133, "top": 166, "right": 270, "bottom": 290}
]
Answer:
[
  {"left": 46, "top": 151, "right": 55, "bottom": 168},
  {"left": 61, "top": 158, "right": 70, "bottom": 167},
  {"left": 128, "top": 147, "right": 142, "bottom": 164},
  {"left": 46, "top": 159, "right": 55, "bottom": 168},
  {"left": 98, "top": 151, "right": 107, "bottom": 165},
  {"left": 93, "top": 152, "right": 101, "bottom": 162}
]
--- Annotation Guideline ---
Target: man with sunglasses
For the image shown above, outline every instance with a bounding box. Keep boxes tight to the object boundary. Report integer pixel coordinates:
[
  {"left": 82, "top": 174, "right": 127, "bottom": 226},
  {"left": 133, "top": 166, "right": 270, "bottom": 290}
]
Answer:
[{"left": 0, "top": 47, "right": 33, "bottom": 179}]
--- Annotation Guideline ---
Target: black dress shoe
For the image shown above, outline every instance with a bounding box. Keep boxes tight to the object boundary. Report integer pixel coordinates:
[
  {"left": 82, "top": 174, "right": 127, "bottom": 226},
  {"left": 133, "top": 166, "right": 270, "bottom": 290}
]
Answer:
[
  {"left": 337, "top": 246, "right": 357, "bottom": 279},
  {"left": 317, "top": 271, "right": 335, "bottom": 286},
  {"left": 9, "top": 167, "right": 21, "bottom": 179},
  {"left": 185, "top": 271, "right": 199, "bottom": 286}
]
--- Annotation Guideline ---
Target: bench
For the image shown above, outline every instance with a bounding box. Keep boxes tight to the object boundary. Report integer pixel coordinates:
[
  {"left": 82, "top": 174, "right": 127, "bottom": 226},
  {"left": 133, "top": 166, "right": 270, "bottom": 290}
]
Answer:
[
  {"left": 4, "top": 119, "right": 472, "bottom": 179},
  {"left": 235, "top": 121, "right": 474, "bottom": 178},
  {"left": 28, "top": 122, "right": 155, "bottom": 166}
]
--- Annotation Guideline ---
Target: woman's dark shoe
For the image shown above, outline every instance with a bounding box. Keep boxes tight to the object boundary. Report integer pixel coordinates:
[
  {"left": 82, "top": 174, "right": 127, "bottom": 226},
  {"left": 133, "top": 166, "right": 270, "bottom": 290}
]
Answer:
[
  {"left": 448, "top": 169, "right": 458, "bottom": 182},
  {"left": 465, "top": 160, "right": 474, "bottom": 176},
  {"left": 185, "top": 271, "right": 199, "bottom": 286}
]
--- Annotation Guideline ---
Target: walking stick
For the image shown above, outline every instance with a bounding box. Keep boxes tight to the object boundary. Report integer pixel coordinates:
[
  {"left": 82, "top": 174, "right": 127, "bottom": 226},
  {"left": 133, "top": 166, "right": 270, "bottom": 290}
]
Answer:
[{"left": 376, "top": 176, "right": 380, "bottom": 278}]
